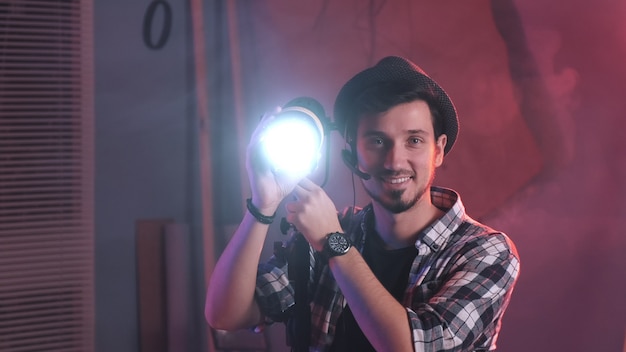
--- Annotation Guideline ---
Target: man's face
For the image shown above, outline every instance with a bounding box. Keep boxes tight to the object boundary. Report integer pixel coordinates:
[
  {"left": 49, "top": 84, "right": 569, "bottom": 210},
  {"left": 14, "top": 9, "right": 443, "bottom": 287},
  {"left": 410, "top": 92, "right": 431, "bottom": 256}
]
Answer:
[{"left": 355, "top": 100, "right": 446, "bottom": 214}]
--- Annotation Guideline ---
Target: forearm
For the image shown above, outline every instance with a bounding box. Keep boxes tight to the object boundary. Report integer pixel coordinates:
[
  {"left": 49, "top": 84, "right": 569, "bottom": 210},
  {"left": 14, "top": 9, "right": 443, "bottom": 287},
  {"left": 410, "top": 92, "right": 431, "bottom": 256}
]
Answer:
[
  {"left": 205, "top": 211, "right": 271, "bottom": 330},
  {"left": 330, "top": 248, "right": 414, "bottom": 352}
]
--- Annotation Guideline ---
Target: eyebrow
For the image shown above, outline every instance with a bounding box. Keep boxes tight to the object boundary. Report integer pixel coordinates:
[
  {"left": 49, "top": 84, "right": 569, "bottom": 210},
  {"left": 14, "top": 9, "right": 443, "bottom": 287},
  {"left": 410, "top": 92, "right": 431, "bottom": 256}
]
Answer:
[
  {"left": 406, "top": 129, "right": 428, "bottom": 135},
  {"left": 360, "top": 129, "right": 429, "bottom": 137}
]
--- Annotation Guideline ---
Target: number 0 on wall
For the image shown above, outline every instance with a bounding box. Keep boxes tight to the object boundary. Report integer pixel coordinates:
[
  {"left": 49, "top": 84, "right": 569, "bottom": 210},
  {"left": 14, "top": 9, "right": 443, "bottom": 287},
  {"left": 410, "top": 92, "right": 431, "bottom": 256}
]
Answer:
[{"left": 143, "top": 0, "right": 172, "bottom": 50}]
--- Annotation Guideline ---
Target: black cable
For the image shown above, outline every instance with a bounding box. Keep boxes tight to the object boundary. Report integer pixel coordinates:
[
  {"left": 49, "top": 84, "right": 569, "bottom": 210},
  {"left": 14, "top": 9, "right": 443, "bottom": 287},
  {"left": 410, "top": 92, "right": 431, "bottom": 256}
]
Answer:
[{"left": 287, "top": 234, "right": 311, "bottom": 351}]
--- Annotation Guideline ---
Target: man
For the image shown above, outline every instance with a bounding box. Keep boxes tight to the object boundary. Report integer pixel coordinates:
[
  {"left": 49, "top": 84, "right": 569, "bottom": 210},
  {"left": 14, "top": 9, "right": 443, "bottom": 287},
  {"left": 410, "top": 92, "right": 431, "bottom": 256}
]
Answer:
[{"left": 205, "top": 56, "right": 520, "bottom": 351}]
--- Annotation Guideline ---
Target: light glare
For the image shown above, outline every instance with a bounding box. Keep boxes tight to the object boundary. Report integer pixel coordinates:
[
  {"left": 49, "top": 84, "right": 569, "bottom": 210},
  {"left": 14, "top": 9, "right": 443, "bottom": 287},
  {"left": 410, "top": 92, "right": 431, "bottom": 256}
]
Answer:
[{"left": 261, "top": 116, "right": 323, "bottom": 176}]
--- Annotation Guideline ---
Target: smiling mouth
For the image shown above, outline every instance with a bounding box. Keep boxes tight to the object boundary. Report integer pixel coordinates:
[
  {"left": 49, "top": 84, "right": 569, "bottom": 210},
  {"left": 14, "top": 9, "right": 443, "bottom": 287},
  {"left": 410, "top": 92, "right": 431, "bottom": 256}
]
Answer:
[{"left": 382, "top": 176, "right": 412, "bottom": 184}]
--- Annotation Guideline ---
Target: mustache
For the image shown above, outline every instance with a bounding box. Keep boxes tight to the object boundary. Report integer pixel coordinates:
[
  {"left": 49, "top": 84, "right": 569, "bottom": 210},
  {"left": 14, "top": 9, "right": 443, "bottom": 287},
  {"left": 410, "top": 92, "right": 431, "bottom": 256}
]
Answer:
[{"left": 377, "top": 169, "right": 415, "bottom": 178}]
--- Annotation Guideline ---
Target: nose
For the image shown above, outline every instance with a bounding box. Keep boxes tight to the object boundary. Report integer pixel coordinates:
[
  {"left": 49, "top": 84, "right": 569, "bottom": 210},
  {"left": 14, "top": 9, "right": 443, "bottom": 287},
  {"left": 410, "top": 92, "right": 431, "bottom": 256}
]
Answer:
[{"left": 383, "top": 144, "right": 405, "bottom": 170}]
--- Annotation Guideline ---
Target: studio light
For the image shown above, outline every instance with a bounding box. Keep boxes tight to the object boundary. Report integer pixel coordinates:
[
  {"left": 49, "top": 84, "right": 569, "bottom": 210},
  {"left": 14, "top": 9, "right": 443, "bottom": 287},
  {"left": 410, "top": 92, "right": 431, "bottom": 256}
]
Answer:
[{"left": 259, "top": 97, "right": 328, "bottom": 177}]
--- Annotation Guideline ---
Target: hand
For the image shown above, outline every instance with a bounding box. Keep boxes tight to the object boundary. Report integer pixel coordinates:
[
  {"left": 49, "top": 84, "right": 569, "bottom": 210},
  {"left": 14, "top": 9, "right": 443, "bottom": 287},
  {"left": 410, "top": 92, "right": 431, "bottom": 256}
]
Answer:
[
  {"left": 246, "top": 108, "right": 305, "bottom": 214},
  {"left": 285, "top": 178, "right": 343, "bottom": 252}
]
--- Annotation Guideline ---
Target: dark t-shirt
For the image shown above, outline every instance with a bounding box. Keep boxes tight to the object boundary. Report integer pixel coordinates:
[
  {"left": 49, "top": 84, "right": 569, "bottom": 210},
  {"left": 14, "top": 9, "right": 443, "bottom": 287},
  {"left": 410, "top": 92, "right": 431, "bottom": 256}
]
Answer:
[{"left": 329, "top": 229, "right": 418, "bottom": 351}]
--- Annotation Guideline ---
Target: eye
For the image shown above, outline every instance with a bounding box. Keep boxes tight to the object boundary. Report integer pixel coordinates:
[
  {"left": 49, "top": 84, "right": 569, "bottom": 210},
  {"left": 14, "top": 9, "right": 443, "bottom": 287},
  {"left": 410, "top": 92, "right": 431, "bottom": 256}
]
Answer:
[
  {"left": 365, "top": 136, "right": 384, "bottom": 147},
  {"left": 409, "top": 137, "right": 422, "bottom": 145}
]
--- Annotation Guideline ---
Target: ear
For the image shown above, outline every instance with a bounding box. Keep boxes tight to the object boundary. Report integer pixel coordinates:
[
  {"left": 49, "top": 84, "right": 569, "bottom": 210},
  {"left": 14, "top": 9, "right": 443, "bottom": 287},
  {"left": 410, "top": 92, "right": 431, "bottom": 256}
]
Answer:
[{"left": 434, "top": 134, "right": 447, "bottom": 167}]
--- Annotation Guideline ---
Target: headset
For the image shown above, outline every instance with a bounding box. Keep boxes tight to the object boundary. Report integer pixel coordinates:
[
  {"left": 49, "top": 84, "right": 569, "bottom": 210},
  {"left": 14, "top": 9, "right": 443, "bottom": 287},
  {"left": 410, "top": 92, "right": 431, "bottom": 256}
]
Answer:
[
  {"left": 339, "top": 119, "right": 371, "bottom": 180},
  {"left": 340, "top": 144, "right": 370, "bottom": 180}
]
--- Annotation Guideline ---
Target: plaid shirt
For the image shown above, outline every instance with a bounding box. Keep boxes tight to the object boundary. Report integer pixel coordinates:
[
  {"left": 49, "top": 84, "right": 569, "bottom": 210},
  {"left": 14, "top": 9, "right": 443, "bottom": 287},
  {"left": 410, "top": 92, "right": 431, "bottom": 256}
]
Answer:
[{"left": 255, "top": 187, "right": 520, "bottom": 351}]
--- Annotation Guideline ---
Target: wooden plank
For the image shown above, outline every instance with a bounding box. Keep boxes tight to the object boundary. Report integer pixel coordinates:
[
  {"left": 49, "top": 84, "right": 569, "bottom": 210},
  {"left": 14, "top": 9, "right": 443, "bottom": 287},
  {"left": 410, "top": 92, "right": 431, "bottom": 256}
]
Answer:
[{"left": 136, "top": 219, "right": 173, "bottom": 352}]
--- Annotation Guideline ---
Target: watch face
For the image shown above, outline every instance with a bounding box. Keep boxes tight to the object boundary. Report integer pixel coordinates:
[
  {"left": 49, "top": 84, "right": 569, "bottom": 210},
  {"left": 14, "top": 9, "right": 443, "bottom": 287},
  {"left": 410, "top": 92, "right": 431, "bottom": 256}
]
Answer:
[{"left": 328, "top": 232, "right": 350, "bottom": 255}]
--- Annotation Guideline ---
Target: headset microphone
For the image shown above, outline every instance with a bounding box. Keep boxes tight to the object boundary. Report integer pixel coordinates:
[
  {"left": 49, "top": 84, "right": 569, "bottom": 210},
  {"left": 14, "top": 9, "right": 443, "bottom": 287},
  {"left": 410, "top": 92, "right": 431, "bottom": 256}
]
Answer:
[{"left": 341, "top": 149, "right": 371, "bottom": 180}]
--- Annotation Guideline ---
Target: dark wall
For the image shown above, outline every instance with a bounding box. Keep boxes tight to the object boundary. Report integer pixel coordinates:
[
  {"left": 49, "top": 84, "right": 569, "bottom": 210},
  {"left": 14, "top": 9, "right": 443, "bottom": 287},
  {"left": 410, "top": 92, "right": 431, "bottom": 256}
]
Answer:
[{"left": 94, "top": 1, "right": 200, "bottom": 351}]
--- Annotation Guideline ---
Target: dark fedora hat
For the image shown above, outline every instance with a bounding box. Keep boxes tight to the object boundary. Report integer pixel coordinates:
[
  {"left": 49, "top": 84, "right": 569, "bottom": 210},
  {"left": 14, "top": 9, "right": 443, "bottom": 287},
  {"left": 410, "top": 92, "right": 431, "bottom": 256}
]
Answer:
[{"left": 333, "top": 56, "right": 459, "bottom": 155}]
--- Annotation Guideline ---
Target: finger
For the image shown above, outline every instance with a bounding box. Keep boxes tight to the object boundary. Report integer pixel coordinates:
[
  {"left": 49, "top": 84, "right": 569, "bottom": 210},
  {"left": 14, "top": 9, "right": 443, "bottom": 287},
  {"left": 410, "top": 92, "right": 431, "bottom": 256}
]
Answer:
[
  {"left": 259, "top": 106, "right": 281, "bottom": 127},
  {"left": 291, "top": 183, "right": 307, "bottom": 199},
  {"left": 284, "top": 200, "right": 299, "bottom": 213},
  {"left": 297, "top": 177, "right": 319, "bottom": 191},
  {"left": 250, "top": 106, "right": 282, "bottom": 142}
]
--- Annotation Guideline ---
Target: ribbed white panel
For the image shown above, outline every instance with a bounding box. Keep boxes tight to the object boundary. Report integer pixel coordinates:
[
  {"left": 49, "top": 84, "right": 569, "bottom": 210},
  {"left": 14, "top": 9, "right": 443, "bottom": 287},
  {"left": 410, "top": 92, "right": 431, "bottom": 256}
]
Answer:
[{"left": 0, "top": 1, "right": 94, "bottom": 351}]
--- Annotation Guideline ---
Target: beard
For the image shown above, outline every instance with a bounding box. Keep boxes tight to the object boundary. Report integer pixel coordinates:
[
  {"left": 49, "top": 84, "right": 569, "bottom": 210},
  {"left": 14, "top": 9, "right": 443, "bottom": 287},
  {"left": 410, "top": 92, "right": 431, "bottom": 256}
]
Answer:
[{"left": 363, "top": 168, "right": 436, "bottom": 214}]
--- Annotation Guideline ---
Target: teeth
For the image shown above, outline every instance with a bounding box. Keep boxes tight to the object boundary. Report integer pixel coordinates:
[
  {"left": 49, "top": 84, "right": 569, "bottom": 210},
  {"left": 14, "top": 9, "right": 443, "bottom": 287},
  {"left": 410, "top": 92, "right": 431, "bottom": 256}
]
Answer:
[{"left": 388, "top": 177, "right": 410, "bottom": 184}]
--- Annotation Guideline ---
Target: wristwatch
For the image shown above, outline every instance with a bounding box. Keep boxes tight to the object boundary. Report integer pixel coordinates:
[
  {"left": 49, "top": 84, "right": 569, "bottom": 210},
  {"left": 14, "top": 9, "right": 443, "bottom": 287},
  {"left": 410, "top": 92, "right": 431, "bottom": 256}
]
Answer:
[{"left": 322, "top": 232, "right": 352, "bottom": 257}]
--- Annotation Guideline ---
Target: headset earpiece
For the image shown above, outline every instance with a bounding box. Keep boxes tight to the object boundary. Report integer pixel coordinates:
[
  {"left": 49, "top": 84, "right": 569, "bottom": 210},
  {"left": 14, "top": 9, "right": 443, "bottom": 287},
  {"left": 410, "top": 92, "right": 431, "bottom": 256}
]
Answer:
[
  {"left": 341, "top": 146, "right": 370, "bottom": 180},
  {"left": 341, "top": 148, "right": 356, "bottom": 167}
]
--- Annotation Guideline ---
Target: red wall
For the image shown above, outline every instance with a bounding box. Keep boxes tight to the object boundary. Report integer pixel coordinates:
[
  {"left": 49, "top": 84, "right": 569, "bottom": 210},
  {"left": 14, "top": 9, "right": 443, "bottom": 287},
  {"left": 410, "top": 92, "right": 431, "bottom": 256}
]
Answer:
[{"left": 237, "top": 1, "right": 626, "bottom": 350}]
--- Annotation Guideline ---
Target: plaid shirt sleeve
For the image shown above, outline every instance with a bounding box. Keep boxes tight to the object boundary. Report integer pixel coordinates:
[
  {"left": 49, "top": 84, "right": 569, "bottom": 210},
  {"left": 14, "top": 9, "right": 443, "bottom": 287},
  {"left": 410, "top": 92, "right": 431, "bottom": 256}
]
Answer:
[
  {"left": 406, "top": 231, "right": 520, "bottom": 351},
  {"left": 254, "top": 255, "right": 295, "bottom": 324}
]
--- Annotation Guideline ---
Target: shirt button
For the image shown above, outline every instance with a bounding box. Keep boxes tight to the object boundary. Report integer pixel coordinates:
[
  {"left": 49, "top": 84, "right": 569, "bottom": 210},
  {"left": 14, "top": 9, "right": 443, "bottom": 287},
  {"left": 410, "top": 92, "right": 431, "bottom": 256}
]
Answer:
[{"left": 431, "top": 243, "right": 440, "bottom": 250}]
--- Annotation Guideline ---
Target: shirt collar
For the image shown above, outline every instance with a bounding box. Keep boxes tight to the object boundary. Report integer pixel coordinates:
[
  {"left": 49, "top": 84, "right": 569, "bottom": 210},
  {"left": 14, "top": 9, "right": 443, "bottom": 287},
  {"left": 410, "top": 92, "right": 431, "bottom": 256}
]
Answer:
[
  {"left": 416, "top": 186, "right": 466, "bottom": 253},
  {"left": 358, "top": 186, "right": 466, "bottom": 253}
]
